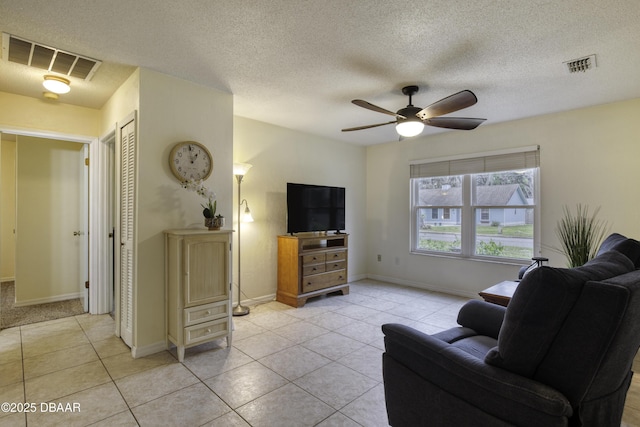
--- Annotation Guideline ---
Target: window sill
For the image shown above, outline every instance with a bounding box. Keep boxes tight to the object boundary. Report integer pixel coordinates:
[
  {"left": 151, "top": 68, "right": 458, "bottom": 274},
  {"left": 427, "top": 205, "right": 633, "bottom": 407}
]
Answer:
[{"left": 410, "top": 249, "right": 527, "bottom": 267}]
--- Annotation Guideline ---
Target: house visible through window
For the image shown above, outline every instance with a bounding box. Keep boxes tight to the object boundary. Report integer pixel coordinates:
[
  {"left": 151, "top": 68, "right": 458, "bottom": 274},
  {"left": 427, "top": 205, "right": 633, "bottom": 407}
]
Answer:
[
  {"left": 410, "top": 147, "right": 539, "bottom": 261},
  {"left": 480, "top": 208, "right": 490, "bottom": 223}
]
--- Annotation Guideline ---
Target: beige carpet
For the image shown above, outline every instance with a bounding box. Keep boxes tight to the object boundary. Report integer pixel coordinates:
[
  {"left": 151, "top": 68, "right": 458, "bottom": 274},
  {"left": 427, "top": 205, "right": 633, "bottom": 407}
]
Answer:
[{"left": 1, "top": 282, "right": 85, "bottom": 329}]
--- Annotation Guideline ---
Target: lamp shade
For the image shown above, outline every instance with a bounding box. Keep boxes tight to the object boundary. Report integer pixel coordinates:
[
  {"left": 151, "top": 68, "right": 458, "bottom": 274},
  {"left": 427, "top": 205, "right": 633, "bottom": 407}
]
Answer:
[
  {"left": 242, "top": 205, "right": 254, "bottom": 223},
  {"left": 396, "top": 120, "right": 424, "bottom": 137},
  {"left": 233, "top": 162, "right": 253, "bottom": 176},
  {"left": 43, "top": 75, "right": 70, "bottom": 94}
]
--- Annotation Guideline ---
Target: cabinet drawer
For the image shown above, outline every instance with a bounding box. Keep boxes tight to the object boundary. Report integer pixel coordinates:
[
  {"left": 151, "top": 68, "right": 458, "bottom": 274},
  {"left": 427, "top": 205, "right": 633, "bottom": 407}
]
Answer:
[
  {"left": 302, "top": 270, "right": 347, "bottom": 293},
  {"left": 303, "top": 263, "right": 326, "bottom": 276},
  {"left": 326, "top": 251, "right": 346, "bottom": 262},
  {"left": 325, "top": 260, "right": 346, "bottom": 272},
  {"left": 183, "top": 301, "right": 228, "bottom": 327},
  {"left": 184, "top": 318, "right": 228, "bottom": 346},
  {"left": 302, "top": 253, "right": 326, "bottom": 265}
]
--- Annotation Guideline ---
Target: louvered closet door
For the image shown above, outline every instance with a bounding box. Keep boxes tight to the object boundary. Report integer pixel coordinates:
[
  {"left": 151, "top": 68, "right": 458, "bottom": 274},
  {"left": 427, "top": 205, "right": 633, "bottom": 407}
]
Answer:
[{"left": 119, "top": 118, "right": 136, "bottom": 347}]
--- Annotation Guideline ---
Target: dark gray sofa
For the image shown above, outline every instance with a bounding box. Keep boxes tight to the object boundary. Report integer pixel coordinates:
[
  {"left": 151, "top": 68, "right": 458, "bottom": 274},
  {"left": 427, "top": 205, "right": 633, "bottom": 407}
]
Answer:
[{"left": 382, "top": 233, "right": 640, "bottom": 426}]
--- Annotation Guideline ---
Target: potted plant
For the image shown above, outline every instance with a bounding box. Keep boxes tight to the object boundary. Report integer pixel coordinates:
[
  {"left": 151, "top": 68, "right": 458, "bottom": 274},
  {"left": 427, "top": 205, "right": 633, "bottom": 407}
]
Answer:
[
  {"left": 182, "top": 179, "right": 223, "bottom": 230},
  {"left": 201, "top": 199, "right": 225, "bottom": 230},
  {"left": 555, "top": 204, "right": 609, "bottom": 267}
]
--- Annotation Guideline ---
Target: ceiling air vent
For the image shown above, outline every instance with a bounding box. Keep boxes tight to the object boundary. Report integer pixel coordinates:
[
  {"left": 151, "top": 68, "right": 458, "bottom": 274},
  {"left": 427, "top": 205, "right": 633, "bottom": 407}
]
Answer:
[
  {"left": 564, "top": 54, "right": 597, "bottom": 74},
  {"left": 1, "top": 33, "right": 101, "bottom": 80}
]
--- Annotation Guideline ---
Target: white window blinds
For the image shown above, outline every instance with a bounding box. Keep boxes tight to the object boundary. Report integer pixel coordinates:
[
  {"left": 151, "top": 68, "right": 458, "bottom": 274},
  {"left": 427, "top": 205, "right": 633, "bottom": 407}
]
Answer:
[{"left": 410, "top": 146, "right": 540, "bottom": 178}]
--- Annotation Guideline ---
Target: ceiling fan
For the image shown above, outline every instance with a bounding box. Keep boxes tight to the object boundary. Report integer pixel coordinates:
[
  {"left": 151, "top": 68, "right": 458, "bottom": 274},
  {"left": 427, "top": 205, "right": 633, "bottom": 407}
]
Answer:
[{"left": 342, "top": 85, "right": 486, "bottom": 137}]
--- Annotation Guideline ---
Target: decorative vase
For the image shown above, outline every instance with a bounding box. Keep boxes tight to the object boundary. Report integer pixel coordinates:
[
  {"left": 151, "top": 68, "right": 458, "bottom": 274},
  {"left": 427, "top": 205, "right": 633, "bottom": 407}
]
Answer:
[
  {"left": 204, "top": 217, "right": 217, "bottom": 230},
  {"left": 213, "top": 216, "right": 225, "bottom": 229},
  {"left": 205, "top": 216, "right": 225, "bottom": 230}
]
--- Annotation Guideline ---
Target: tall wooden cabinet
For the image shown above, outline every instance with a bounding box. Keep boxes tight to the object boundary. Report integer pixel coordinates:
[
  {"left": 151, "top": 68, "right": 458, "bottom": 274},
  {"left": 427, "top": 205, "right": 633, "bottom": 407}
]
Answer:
[
  {"left": 277, "top": 234, "right": 349, "bottom": 307},
  {"left": 164, "top": 229, "right": 232, "bottom": 362}
]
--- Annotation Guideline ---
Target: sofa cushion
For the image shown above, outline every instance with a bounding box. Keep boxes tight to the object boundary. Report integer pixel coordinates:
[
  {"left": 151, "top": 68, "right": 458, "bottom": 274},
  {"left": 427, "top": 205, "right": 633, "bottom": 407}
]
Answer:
[
  {"left": 485, "top": 250, "right": 635, "bottom": 377},
  {"left": 598, "top": 233, "right": 640, "bottom": 267},
  {"left": 610, "top": 240, "right": 640, "bottom": 268},
  {"left": 597, "top": 233, "right": 629, "bottom": 256}
]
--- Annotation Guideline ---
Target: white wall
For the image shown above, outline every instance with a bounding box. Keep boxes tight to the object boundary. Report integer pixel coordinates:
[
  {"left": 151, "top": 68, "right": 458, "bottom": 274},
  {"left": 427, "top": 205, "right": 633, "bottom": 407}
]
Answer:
[
  {"left": 366, "top": 98, "right": 640, "bottom": 298},
  {"left": 233, "top": 116, "right": 367, "bottom": 304}
]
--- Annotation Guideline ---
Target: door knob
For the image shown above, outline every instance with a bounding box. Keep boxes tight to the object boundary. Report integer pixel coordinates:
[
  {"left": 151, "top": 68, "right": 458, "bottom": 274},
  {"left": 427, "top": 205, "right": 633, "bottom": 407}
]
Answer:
[{"left": 73, "top": 231, "right": 85, "bottom": 236}]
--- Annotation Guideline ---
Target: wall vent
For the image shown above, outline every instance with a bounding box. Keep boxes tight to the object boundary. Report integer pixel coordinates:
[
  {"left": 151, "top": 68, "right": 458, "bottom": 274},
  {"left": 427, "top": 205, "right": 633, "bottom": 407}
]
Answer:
[
  {"left": 1, "top": 33, "right": 101, "bottom": 81},
  {"left": 564, "top": 54, "right": 597, "bottom": 74}
]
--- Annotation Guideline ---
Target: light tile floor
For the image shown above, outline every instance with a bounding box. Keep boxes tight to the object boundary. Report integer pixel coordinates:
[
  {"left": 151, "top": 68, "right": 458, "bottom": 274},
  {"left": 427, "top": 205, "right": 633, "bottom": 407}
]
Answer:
[{"left": 1, "top": 279, "right": 639, "bottom": 426}]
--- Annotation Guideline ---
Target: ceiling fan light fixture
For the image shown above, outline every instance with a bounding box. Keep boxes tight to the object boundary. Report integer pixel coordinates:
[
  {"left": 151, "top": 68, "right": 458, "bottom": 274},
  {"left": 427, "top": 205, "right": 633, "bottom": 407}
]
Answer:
[
  {"left": 396, "top": 119, "right": 424, "bottom": 137},
  {"left": 43, "top": 75, "right": 70, "bottom": 94}
]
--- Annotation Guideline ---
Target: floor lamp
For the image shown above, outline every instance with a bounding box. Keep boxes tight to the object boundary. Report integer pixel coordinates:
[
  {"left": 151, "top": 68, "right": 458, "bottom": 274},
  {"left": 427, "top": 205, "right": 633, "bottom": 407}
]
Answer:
[{"left": 233, "top": 162, "right": 253, "bottom": 316}]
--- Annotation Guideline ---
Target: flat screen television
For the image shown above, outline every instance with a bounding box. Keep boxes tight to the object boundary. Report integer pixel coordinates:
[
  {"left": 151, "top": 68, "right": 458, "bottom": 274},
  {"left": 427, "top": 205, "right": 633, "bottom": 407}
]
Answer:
[{"left": 287, "top": 183, "right": 345, "bottom": 234}]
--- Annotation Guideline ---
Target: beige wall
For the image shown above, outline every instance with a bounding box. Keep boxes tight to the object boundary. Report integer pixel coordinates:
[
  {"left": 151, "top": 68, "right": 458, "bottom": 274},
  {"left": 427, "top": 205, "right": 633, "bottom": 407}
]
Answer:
[
  {"left": 0, "top": 92, "right": 100, "bottom": 137},
  {"left": 232, "top": 116, "right": 367, "bottom": 303},
  {"left": 130, "top": 68, "right": 234, "bottom": 351},
  {"left": 366, "top": 98, "right": 640, "bottom": 298},
  {"left": 101, "top": 69, "right": 140, "bottom": 137},
  {"left": 1, "top": 138, "right": 16, "bottom": 281}
]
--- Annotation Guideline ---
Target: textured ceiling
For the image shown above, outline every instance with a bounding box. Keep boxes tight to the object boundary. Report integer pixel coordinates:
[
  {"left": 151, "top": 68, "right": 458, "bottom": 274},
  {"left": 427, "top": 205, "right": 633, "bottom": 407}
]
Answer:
[{"left": 1, "top": 0, "right": 639, "bottom": 145}]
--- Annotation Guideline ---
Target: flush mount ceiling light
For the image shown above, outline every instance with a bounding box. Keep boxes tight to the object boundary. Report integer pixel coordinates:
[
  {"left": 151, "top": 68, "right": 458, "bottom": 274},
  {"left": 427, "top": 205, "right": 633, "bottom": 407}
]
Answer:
[
  {"left": 43, "top": 75, "right": 70, "bottom": 94},
  {"left": 42, "top": 91, "right": 59, "bottom": 100}
]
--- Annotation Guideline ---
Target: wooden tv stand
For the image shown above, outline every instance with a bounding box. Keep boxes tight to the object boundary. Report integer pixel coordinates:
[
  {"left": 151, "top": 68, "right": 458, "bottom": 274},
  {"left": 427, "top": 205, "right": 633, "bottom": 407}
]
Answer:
[{"left": 277, "top": 234, "right": 349, "bottom": 307}]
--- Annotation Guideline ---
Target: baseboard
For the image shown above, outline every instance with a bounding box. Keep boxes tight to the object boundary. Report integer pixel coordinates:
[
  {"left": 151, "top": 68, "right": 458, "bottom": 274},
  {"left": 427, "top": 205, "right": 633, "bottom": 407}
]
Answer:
[
  {"left": 348, "top": 273, "right": 367, "bottom": 282},
  {"left": 13, "top": 292, "right": 83, "bottom": 307},
  {"left": 240, "top": 293, "right": 276, "bottom": 307},
  {"left": 365, "top": 274, "right": 479, "bottom": 300},
  {"left": 131, "top": 341, "right": 168, "bottom": 359}
]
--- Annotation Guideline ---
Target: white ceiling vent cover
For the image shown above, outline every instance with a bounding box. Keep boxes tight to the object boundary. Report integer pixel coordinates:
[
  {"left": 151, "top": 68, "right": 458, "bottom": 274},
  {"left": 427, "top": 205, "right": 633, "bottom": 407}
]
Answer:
[
  {"left": 564, "top": 54, "right": 597, "bottom": 74},
  {"left": 1, "top": 33, "right": 101, "bottom": 80}
]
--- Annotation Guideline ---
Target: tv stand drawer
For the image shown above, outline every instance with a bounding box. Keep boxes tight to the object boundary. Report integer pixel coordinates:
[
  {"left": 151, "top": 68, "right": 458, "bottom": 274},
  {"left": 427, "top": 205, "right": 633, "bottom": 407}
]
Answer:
[
  {"left": 326, "top": 260, "right": 346, "bottom": 272},
  {"left": 303, "top": 253, "right": 326, "bottom": 265},
  {"left": 302, "top": 270, "right": 346, "bottom": 293},
  {"left": 326, "top": 250, "right": 346, "bottom": 262},
  {"left": 303, "top": 264, "right": 326, "bottom": 276}
]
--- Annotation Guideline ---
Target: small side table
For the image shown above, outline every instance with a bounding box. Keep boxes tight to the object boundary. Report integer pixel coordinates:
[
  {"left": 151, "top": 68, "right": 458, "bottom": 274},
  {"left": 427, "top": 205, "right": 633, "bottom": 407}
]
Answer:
[{"left": 479, "top": 281, "right": 519, "bottom": 306}]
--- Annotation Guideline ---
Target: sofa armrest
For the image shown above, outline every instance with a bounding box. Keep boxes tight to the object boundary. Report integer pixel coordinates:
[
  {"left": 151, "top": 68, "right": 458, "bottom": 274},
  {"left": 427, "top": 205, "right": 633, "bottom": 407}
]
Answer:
[
  {"left": 382, "top": 323, "right": 572, "bottom": 423},
  {"left": 456, "top": 299, "right": 506, "bottom": 339}
]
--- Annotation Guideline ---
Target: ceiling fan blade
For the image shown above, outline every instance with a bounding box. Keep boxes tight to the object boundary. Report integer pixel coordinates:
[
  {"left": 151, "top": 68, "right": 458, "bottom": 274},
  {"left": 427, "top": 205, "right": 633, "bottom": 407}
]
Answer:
[
  {"left": 424, "top": 117, "right": 486, "bottom": 130},
  {"left": 416, "top": 90, "right": 478, "bottom": 120},
  {"left": 352, "top": 99, "right": 406, "bottom": 118},
  {"left": 342, "top": 120, "right": 397, "bottom": 132}
]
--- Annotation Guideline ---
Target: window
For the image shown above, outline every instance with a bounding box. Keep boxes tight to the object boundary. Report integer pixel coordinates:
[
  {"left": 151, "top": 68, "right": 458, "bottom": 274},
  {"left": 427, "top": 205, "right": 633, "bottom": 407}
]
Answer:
[{"left": 410, "top": 147, "right": 539, "bottom": 262}]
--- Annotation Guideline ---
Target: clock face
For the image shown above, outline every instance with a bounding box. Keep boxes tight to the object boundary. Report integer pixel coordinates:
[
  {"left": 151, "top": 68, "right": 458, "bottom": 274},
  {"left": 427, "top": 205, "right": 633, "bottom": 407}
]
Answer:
[{"left": 169, "top": 141, "right": 213, "bottom": 182}]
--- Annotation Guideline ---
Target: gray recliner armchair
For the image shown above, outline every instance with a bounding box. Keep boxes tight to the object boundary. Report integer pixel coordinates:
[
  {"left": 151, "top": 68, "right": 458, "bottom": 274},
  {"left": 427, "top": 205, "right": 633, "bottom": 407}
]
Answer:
[{"left": 382, "top": 233, "right": 640, "bottom": 426}]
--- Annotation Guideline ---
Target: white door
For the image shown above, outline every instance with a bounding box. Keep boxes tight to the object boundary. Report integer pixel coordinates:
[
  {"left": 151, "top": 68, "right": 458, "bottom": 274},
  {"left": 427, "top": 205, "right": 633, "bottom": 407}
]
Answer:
[
  {"left": 14, "top": 136, "right": 87, "bottom": 308},
  {"left": 117, "top": 117, "right": 136, "bottom": 347}
]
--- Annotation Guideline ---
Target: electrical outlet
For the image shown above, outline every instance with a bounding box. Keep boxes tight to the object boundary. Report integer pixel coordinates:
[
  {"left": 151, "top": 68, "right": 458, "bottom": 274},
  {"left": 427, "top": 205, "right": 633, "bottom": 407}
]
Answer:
[{"left": 377, "top": 254, "right": 382, "bottom": 262}]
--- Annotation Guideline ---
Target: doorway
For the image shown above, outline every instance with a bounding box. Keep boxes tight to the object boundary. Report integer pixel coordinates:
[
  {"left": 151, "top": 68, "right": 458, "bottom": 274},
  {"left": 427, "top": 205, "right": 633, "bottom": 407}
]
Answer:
[{"left": 0, "top": 132, "right": 89, "bottom": 328}]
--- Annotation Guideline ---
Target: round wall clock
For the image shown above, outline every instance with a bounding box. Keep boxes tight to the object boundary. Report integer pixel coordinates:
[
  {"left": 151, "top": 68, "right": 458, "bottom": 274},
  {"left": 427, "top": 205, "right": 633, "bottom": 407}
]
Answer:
[{"left": 169, "top": 141, "right": 213, "bottom": 182}]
